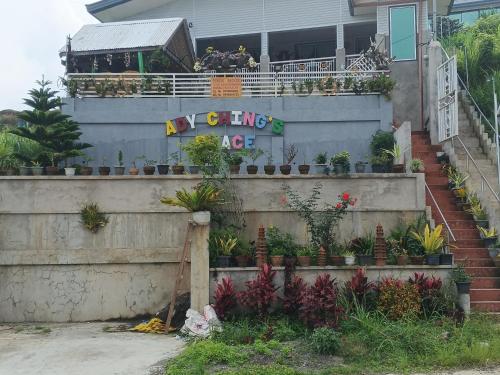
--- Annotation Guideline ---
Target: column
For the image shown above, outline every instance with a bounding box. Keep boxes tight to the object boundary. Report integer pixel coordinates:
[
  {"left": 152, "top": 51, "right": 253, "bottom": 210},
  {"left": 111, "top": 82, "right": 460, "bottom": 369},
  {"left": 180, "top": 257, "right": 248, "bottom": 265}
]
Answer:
[
  {"left": 336, "top": 24, "right": 346, "bottom": 70},
  {"left": 428, "top": 40, "right": 443, "bottom": 145},
  {"left": 260, "top": 31, "right": 270, "bottom": 72},
  {"left": 190, "top": 214, "right": 210, "bottom": 312}
]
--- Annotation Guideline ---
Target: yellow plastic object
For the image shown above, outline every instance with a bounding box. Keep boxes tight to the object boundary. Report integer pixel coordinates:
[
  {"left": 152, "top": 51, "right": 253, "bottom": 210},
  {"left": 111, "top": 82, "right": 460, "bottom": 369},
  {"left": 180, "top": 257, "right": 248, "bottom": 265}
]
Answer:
[{"left": 130, "top": 318, "right": 166, "bottom": 334}]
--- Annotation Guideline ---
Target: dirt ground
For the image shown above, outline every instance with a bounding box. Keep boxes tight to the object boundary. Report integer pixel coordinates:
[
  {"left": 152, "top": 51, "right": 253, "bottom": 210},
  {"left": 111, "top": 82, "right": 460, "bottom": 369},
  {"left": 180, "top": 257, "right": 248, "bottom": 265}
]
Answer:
[{"left": 0, "top": 322, "right": 185, "bottom": 375}]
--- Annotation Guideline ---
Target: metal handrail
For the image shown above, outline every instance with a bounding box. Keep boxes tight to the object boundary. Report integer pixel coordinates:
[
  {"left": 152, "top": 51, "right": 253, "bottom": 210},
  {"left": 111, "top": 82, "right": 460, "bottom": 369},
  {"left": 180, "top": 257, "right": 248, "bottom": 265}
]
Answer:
[
  {"left": 453, "top": 136, "right": 500, "bottom": 201},
  {"left": 425, "top": 182, "right": 457, "bottom": 242}
]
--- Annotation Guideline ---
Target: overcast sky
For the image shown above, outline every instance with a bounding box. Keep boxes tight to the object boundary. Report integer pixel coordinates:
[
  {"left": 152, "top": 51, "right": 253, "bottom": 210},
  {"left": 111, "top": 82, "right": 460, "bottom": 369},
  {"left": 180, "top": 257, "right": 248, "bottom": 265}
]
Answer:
[{"left": 0, "top": 0, "right": 96, "bottom": 110}]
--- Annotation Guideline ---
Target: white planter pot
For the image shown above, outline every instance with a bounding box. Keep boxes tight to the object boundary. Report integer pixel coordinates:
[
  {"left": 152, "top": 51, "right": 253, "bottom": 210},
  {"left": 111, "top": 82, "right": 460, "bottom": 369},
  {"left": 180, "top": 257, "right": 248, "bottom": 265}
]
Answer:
[
  {"left": 192, "top": 211, "right": 211, "bottom": 225},
  {"left": 345, "top": 256, "right": 356, "bottom": 266},
  {"left": 64, "top": 168, "right": 76, "bottom": 176}
]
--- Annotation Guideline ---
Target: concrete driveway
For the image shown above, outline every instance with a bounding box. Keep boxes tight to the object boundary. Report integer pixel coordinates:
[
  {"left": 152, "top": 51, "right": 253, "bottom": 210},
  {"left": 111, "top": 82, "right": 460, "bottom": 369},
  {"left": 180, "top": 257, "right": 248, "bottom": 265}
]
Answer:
[{"left": 0, "top": 322, "right": 185, "bottom": 375}]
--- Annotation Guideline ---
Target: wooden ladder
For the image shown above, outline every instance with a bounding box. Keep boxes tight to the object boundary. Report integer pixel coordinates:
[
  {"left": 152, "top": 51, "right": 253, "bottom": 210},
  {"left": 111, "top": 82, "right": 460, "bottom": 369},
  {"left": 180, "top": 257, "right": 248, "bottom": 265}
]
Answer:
[{"left": 164, "top": 221, "right": 194, "bottom": 333}]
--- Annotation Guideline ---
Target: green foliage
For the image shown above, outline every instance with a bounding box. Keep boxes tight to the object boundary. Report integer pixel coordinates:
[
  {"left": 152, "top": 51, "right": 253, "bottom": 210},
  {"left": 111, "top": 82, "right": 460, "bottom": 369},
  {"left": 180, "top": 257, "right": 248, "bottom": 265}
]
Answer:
[
  {"left": 80, "top": 202, "right": 109, "bottom": 233},
  {"left": 366, "top": 74, "right": 396, "bottom": 99},
  {"left": 377, "top": 279, "right": 421, "bottom": 320},
  {"left": 370, "top": 130, "right": 395, "bottom": 159},
  {"left": 266, "top": 226, "right": 297, "bottom": 257},
  {"left": 308, "top": 327, "right": 341, "bottom": 355},
  {"left": 182, "top": 134, "right": 223, "bottom": 172},
  {"left": 160, "top": 182, "right": 223, "bottom": 212},
  {"left": 349, "top": 233, "right": 375, "bottom": 256},
  {"left": 451, "top": 264, "right": 472, "bottom": 283},
  {"left": 313, "top": 152, "right": 327, "bottom": 164}
]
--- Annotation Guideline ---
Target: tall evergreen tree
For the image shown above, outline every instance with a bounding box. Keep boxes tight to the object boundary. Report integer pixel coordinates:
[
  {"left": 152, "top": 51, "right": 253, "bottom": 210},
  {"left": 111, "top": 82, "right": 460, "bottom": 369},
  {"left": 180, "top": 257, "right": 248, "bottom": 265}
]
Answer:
[{"left": 11, "top": 79, "right": 92, "bottom": 165}]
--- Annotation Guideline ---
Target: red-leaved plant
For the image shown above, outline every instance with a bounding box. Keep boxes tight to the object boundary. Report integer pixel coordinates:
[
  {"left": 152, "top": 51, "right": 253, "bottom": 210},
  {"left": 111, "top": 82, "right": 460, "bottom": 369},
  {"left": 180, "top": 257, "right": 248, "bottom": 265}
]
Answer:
[
  {"left": 408, "top": 272, "right": 445, "bottom": 316},
  {"left": 213, "top": 276, "right": 237, "bottom": 321},
  {"left": 299, "top": 274, "right": 344, "bottom": 328},
  {"left": 237, "top": 264, "right": 279, "bottom": 317},
  {"left": 344, "top": 268, "right": 377, "bottom": 310},
  {"left": 282, "top": 275, "right": 307, "bottom": 314}
]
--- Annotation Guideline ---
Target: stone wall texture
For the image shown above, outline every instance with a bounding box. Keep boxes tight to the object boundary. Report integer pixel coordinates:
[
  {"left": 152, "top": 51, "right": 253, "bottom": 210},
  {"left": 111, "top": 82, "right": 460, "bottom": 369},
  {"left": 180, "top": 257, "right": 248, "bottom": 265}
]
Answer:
[{"left": 0, "top": 174, "right": 425, "bottom": 322}]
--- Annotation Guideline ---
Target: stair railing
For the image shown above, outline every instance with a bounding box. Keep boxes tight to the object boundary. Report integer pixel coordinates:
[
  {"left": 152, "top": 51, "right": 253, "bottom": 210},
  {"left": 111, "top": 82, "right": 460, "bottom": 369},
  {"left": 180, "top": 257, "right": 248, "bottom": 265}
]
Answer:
[
  {"left": 425, "top": 182, "right": 456, "bottom": 243},
  {"left": 453, "top": 136, "right": 500, "bottom": 202}
]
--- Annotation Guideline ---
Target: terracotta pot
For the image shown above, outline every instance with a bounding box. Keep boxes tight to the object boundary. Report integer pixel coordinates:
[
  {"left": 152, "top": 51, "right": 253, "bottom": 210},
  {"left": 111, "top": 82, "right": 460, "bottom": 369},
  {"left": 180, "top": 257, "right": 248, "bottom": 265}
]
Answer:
[
  {"left": 143, "top": 166, "right": 156, "bottom": 175},
  {"left": 98, "top": 167, "right": 111, "bottom": 176},
  {"left": 279, "top": 165, "right": 292, "bottom": 175},
  {"left": 410, "top": 256, "right": 425, "bottom": 265},
  {"left": 264, "top": 165, "right": 275, "bottom": 175},
  {"left": 397, "top": 255, "right": 409, "bottom": 266},
  {"left": 298, "top": 165, "right": 310, "bottom": 175},
  {"left": 80, "top": 166, "right": 93, "bottom": 176},
  {"left": 392, "top": 164, "right": 405, "bottom": 173},
  {"left": 157, "top": 164, "right": 169, "bottom": 175},
  {"left": 46, "top": 166, "right": 59, "bottom": 176},
  {"left": 229, "top": 165, "right": 241, "bottom": 174},
  {"left": 297, "top": 256, "right": 311, "bottom": 267},
  {"left": 128, "top": 167, "right": 140, "bottom": 175},
  {"left": 330, "top": 255, "right": 345, "bottom": 266},
  {"left": 172, "top": 165, "right": 185, "bottom": 175},
  {"left": 246, "top": 165, "right": 258, "bottom": 174},
  {"left": 234, "top": 255, "right": 250, "bottom": 267},
  {"left": 270, "top": 255, "right": 284, "bottom": 267}
]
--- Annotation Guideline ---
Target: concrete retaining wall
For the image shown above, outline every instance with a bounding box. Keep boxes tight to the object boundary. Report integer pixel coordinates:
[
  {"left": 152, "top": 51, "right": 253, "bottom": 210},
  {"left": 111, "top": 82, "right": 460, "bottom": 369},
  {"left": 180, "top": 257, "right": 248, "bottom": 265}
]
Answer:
[{"left": 0, "top": 174, "right": 425, "bottom": 322}]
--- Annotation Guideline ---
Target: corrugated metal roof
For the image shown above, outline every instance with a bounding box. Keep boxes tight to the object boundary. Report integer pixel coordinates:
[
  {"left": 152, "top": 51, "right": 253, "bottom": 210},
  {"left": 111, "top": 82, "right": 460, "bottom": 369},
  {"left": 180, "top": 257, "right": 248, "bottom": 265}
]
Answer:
[{"left": 64, "top": 18, "right": 184, "bottom": 55}]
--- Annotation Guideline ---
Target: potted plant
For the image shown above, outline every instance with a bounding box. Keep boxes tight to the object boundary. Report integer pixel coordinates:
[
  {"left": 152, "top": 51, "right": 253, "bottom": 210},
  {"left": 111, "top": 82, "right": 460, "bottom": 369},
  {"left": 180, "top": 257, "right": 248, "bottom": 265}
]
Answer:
[
  {"left": 451, "top": 264, "right": 472, "bottom": 294},
  {"left": 495, "top": 253, "right": 500, "bottom": 268},
  {"left": 370, "top": 154, "right": 390, "bottom": 173},
  {"left": 351, "top": 234, "right": 375, "bottom": 266},
  {"left": 466, "top": 202, "right": 489, "bottom": 229},
  {"left": 245, "top": 148, "right": 264, "bottom": 174},
  {"left": 449, "top": 171, "right": 469, "bottom": 190},
  {"left": 215, "top": 235, "right": 238, "bottom": 268},
  {"left": 234, "top": 241, "right": 253, "bottom": 267},
  {"left": 143, "top": 159, "right": 156, "bottom": 175},
  {"left": 343, "top": 249, "right": 356, "bottom": 266},
  {"left": 478, "top": 226, "right": 498, "bottom": 247},
  {"left": 409, "top": 158, "right": 424, "bottom": 173},
  {"left": 330, "top": 250, "right": 345, "bottom": 266},
  {"left": 224, "top": 150, "right": 244, "bottom": 175},
  {"left": 157, "top": 157, "right": 169, "bottom": 175},
  {"left": 297, "top": 246, "right": 312, "bottom": 267},
  {"left": 30, "top": 161, "right": 43, "bottom": 176},
  {"left": 115, "top": 150, "right": 125, "bottom": 175},
  {"left": 64, "top": 165, "right": 76, "bottom": 176},
  {"left": 98, "top": 157, "right": 111, "bottom": 176},
  {"left": 411, "top": 224, "right": 444, "bottom": 266},
  {"left": 313, "top": 152, "right": 329, "bottom": 175},
  {"left": 330, "top": 151, "right": 350, "bottom": 175},
  {"left": 19, "top": 163, "right": 30, "bottom": 176},
  {"left": 280, "top": 144, "right": 298, "bottom": 175},
  {"left": 264, "top": 152, "right": 275, "bottom": 175},
  {"left": 488, "top": 243, "right": 499, "bottom": 259},
  {"left": 169, "top": 152, "right": 184, "bottom": 175},
  {"left": 355, "top": 161, "right": 367, "bottom": 173},
  {"left": 182, "top": 135, "right": 221, "bottom": 175},
  {"left": 46, "top": 153, "right": 59, "bottom": 176},
  {"left": 270, "top": 247, "right": 285, "bottom": 266},
  {"left": 370, "top": 130, "right": 394, "bottom": 173},
  {"left": 298, "top": 152, "right": 310, "bottom": 175},
  {"left": 389, "top": 239, "right": 409, "bottom": 265},
  {"left": 160, "top": 182, "right": 223, "bottom": 226},
  {"left": 383, "top": 144, "right": 404, "bottom": 173},
  {"left": 129, "top": 157, "right": 140, "bottom": 175},
  {"left": 80, "top": 156, "right": 93, "bottom": 176}
]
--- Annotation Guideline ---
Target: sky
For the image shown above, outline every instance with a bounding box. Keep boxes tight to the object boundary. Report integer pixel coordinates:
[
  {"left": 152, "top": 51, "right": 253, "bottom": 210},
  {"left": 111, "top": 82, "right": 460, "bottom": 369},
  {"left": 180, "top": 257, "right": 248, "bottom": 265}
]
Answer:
[{"left": 0, "top": 0, "right": 97, "bottom": 110}]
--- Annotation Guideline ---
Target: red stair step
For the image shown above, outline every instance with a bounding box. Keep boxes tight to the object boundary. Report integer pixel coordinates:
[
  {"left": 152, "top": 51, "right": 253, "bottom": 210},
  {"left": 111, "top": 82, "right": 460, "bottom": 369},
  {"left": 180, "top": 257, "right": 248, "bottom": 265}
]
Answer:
[
  {"left": 471, "top": 301, "right": 500, "bottom": 312},
  {"left": 451, "top": 229, "right": 481, "bottom": 239},
  {"left": 470, "top": 289, "right": 500, "bottom": 301},
  {"left": 464, "top": 267, "right": 500, "bottom": 277},
  {"left": 453, "top": 248, "right": 490, "bottom": 258},
  {"left": 437, "top": 220, "right": 477, "bottom": 229},
  {"left": 457, "top": 258, "right": 494, "bottom": 267},
  {"left": 471, "top": 277, "right": 500, "bottom": 289}
]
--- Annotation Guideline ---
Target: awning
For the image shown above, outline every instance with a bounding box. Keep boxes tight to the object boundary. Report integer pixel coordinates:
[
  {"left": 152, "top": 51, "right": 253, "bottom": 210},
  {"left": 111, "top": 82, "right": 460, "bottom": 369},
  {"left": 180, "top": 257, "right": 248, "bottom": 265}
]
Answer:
[{"left": 60, "top": 17, "right": 195, "bottom": 71}]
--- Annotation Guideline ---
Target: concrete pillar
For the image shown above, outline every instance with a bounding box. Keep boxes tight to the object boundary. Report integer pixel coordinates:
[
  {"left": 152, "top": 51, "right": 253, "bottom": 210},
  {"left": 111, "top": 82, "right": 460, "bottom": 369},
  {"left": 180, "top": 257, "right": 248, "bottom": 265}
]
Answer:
[
  {"left": 337, "top": 23, "right": 344, "bottom": 50},
  {"left": 428, "top": 40, "right": 443, "bottom": 145},
  {"left": 336, "top": 48, "right": 346, "bottom": 70},
  {"left": 260, "top": 31, "right": 270, "bottom": 72},
  {"left": 375, "top": 33, "right": 386, "bottom": 52},
  {"left": 458, "top": 293, "right": 471, "bottom": 316},
  {"left": 190, "top": 215, "right": 210, "bottom": 313}
]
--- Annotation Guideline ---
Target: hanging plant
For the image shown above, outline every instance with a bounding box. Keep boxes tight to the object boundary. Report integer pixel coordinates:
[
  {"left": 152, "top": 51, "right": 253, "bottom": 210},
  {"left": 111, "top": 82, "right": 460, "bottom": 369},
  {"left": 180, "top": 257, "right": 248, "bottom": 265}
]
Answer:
[
  {"left": 196, "top": 45, "right": 257, "bottom": 73},
  {"left": 80, "top": 202, "right": 109, "bottom": 234}
]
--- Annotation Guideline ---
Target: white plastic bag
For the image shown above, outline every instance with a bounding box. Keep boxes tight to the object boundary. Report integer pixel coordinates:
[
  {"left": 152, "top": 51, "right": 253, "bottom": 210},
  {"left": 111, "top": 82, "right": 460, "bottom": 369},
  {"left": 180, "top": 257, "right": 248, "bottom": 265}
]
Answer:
[{"left": 180, "top": 305, "right": 222, "bottom": 338}]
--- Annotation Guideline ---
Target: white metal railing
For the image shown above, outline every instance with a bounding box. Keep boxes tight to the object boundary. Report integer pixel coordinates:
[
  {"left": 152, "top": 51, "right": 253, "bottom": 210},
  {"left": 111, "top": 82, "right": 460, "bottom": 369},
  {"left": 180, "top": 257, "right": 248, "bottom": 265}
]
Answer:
[
  {"left": 269, "top": 56, "right": 337, "bottom": 73},
  {"left": 425, "top": 182, "right": 457, "bottom": 243},
  {"left": 65, "top": 70, "right": 387, "bottom": 98},
  {"left": 453, "top": 136, "right": 500, "bottom": 201},
  {"left": 346, "top": 54, "right": 375, "bottom": 71}
]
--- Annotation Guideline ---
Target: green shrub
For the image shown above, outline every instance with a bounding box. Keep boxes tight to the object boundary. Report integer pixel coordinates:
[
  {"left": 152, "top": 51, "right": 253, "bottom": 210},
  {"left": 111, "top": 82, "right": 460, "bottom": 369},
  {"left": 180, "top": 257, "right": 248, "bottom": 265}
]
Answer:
[
  {"left": 377, "top": 278, "right": 421, "bottom": 320},
  {"left": 308, "top": 327, "right": 341, "bottom": 355}
]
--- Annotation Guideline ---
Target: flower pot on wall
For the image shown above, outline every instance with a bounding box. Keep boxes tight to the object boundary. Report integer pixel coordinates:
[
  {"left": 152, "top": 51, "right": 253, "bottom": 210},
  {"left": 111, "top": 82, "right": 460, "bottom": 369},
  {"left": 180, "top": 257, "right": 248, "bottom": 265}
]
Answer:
[
  {"left": 188, "top": 165, "right": 200, "bottom": 174},
  {"left": 270, "top": 255, "right": 284, "bottom": 267},
  {"left": 46, "top": 166, "right": 59, "bottom": 176},
  {"left": 157, "top": 164, "right": 169, "bottom": 175},
  {"left": 397, "top": 255, "right": 409, "bottom": 266},
  {"left": 330, "top": 256, "right": 345, "bottom": 266},
  {"left": 440, "top": 253, "right": 454, "bottom": 265},
  {"left": 192, "top": 211, "right": 210, "bottom": 225},
  {"left": 98, "top": 167, "right": 111, "bottom": 176},
  {"left": 143, "top": 166, "right": 156, "bottom": 175},
  {"left": 355, "top": 163, "right": 366, "bottom": 173},
  {"left": 410, "top": 256, "right": 425, "bottom": 265},
  {"left": 172, "top": 165, "right": 185, "bottom": 175},
  {"left": 455, "top": 281, "right": 471, "bottom": 294},
  {"left": 298, "top": 165, "right": 310, "bottom": 175},
  {"left": 19, "top": 166, "right": 31, "bottom": 176},
  {"left": 216, "top": 256, "right": 232, "bottom": 268},
  {"left": 229, "top": 165, "right": 241, "bottom": 174},
  {"left": 64, "top": 168, "right": 76, "bottom": 176},
  {"left": 426, "top": 254, "right": 441, "bottom": 266},
  {"left": 129, "top": 167, "right": 140, "bottom": 175},
  {"left": 297, "top": 256, "right": 311, "bottom": 267},
  {"left": 246, "top": 165, "right": 258, "bottom": 174},
  {"left": 264, "top": 165, "right": 276, "bottom": 175},
  {"left": 392, "top": 164, "right": 405, "bottom": 173},
  {"left": 80, "top": 166, "right": 93, "bottom": 176},
  {"left": 279, "top": 165, "right": 292, "bottom": 175},
  {"left": 344, "top": 256, "right": 356, "bottom": 266},
  {"left": 114, "top": 166, "right": 125, "bottom": 175},
  {"left": 313, "top": 164, "right": 329, "bottom": 175},
  {"left": 333, "top": 164, "right": 344, "bottom": 175},
  {"left": 357, "top": 255, "right": 374, "bottom": 266},
  {"left": 234, "top": 255, "right": 251, "bottom": 267},
  {"left": 31, "top": 167, "right": 43, "bottom": 176},
  {"left": 371, "top": 164, "right": 385, "bottom": 173}
]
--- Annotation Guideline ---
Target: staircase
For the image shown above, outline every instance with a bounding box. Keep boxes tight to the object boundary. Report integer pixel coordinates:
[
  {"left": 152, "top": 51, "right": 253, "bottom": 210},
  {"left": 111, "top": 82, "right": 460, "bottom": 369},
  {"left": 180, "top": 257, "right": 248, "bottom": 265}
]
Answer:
[{"left": 412, "top": 131, "right": 500, "bottom": 312}]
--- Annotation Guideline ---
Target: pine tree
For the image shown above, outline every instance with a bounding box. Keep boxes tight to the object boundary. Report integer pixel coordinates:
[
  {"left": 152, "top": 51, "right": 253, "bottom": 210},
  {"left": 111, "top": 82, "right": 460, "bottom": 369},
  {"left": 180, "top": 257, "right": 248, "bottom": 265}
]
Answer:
[{"left": 11, "top": 78, "right": 92, "bottom": 166}]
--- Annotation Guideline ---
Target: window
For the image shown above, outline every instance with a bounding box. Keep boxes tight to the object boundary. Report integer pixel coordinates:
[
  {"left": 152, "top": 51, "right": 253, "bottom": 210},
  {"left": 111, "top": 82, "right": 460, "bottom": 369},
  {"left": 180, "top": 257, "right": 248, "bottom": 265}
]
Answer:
[{"left": 390, "top": 6, "right": 416, "bottom": 61}]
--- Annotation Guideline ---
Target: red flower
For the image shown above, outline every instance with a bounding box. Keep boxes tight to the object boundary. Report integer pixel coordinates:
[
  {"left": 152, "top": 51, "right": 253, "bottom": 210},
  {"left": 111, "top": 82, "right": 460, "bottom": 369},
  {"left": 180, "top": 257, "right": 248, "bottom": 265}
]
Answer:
[
  {"left": 350, "top": 198, "right": 357, "bottom": 206},
  {"left": 336, "top": 202, "right": 342, "bottom": 209},
  {"left": 342, "top": 192, "right": 350, "bottom": 201}
]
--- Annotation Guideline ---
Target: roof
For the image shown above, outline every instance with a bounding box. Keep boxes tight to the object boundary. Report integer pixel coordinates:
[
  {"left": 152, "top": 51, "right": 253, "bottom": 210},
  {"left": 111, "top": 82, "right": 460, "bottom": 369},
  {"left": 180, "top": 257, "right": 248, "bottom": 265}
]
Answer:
[
  {"left": 451, "top": 0, "right": 500, "bottom": 12},
  {"left": 61, "top": 18, "right": 184, "bottom": 56},
  {"left": 86, "top": 0, "right": 172, "bottom": 22}
]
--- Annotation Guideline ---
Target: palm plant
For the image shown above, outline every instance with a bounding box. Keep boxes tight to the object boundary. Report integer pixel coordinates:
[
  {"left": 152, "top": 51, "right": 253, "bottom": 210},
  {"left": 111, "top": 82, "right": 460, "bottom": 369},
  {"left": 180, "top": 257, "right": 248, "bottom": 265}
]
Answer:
[
  {"left": 383, "top": 144, "right": 402, "bottom": 163},
  {"left": 216, "top": 236, "right": 238, "bottom": 256},
  {"left": 160, "top": 183, "right": 223, "bottom": 212}
]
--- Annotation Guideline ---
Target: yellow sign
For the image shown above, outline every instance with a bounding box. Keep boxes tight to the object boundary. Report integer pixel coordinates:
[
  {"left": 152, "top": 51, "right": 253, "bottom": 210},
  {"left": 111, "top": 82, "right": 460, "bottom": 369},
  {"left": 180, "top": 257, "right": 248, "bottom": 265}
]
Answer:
[{"left": 211, "top": 77, "right": 242, "bottom": 98}]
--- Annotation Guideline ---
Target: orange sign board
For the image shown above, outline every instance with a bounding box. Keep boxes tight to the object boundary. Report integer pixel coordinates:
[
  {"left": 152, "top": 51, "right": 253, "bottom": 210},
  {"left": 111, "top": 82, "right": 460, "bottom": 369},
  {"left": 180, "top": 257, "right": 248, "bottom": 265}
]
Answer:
[{"left": 211, "top": 77, "right": 242, "bottom": 98}]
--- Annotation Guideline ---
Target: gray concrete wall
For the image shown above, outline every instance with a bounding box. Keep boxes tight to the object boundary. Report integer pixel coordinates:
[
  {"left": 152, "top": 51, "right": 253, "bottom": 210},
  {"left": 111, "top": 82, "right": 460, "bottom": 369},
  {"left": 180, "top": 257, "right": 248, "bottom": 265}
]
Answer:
[
  {"left": 62, "top": 95, "right": 392, "bottom": 170},
  {"left": 391, "top": 61, "right": 421, "bottom": 131},
  {"left": 0, "top": 174, "right": 425, "bottom": 322}
]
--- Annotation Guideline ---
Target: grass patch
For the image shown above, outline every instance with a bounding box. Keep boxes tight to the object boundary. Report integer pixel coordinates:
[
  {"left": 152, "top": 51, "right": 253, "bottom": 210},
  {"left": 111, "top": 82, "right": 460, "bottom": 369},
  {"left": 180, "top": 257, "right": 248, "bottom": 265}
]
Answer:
[{"left": 165, "top": 313, "right": 500, "bottom": 375}]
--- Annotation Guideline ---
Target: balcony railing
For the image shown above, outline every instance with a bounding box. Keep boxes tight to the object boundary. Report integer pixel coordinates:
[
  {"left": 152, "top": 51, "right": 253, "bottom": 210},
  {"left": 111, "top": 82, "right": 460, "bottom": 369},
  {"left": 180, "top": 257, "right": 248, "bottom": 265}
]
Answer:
[
  {"left": 269, "top": 56, "right": 337, "bottom": 73},
  {"left": 65, "top": 69, "right": 386, "bottom": 98}
]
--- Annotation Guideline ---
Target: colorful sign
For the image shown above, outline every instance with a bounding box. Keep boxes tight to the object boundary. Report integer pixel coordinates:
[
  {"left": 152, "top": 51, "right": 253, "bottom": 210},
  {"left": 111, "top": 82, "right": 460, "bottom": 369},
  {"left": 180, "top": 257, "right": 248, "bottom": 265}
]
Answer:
[
  {"left": 211, "top": 77, "right": 242, "bottom": 97},
  {"left": 165, "top": 111, "right": 285, "bottom": 149}
]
